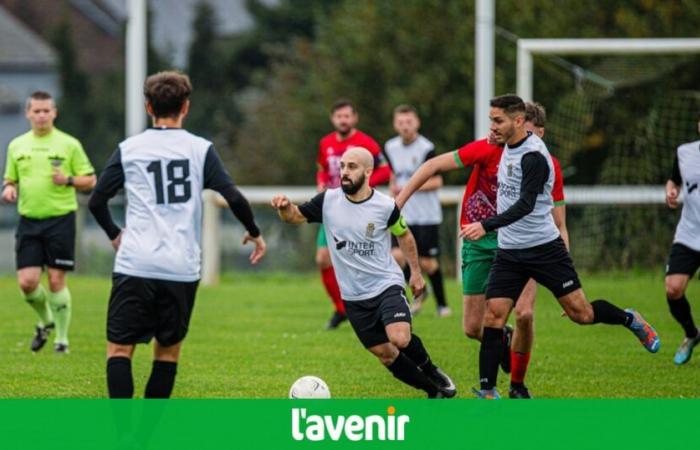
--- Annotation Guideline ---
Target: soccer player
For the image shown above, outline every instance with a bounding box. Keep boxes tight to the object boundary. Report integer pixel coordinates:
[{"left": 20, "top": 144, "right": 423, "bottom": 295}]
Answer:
[
  {"left": 461, "top": 94, "right": 660, "bottom": 398},
  {"left": 88, "top": 71, "right": 266, "bottom": 398},
  {"left": 2, "top": 91, "right": 96, "bottom": 354},
  {"left": 315, "top": 99, "right": 391, "bottom": 329},
  {"left": 385, "top": 104, "right": 449, "bottom": 317},
  {"left": 664, "top": 113, "right": 700, "bottom": 365},
  {"left": 272, "top": 147, "right": 455, "bottom": 398}
]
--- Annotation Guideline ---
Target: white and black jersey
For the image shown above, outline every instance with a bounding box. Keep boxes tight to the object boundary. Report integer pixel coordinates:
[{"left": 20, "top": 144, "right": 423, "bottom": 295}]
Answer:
[
  {"left": 384, "top": 135, "right": 442, "bottom": 225},
  {"left": 298, "top": 188, "right": 405, "bottom": 301},
  {"left": 89, "top": 128, "right": 260, "bottom": 282},
  {"left": 482, "top": 132, "right": 559, "bottom": 249},
  {"left": 671, "top": 140, "right": 700, "bottom": 252}
]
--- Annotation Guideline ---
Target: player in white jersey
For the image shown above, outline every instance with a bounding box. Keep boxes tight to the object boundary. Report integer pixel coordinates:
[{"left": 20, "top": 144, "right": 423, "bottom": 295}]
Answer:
[
  {"left": 272, "top": 147, "right": 455, "bottom": 398},
  {"left": 385, "top": 104, "right": 450, "bottom": 317},
  {"left": 88, "top": 71, "right": 266, "bottom": 398},
  {"left": 461, "top": 95, "right": 660, "bottom": 398},
  {"left": 664, "top": 113, "right": 700, "bottom": 365}
]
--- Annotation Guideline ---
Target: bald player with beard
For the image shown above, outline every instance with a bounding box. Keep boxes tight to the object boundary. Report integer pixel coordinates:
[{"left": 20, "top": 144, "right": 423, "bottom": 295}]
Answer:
[{"left": 272, "top": 147, "right": 455, "bottom": 398}]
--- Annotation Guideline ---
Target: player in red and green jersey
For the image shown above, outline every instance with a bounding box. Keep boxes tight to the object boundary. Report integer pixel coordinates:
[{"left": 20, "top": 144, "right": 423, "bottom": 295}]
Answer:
[
  {"left": 315, "top": 99, "right": 392, "bottom": 329},
  {"left": 396, "top": 102, "right": 567, "bottom": 398}
]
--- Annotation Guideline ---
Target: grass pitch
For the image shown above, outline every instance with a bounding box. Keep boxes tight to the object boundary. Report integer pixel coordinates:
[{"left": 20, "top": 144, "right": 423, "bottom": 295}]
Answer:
[{"left": 0, "top": 271, "right": 697, "bottom": 398}]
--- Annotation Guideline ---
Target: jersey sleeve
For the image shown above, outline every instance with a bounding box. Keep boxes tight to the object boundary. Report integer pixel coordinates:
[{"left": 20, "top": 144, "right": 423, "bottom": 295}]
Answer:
[
  {"left": 3, "top": 145, "right": 17, "bottom": 182},
  {"left": 93, "top": 148, "right": 124, "bottom": 196},
  {"left": 203, "top": 145, "right": 234, "bottom": 190},
  {"left": 69, "top": 139, "right": 95, "bottom": 176},
  {"left": 453, "top": 140, "right": 488, "bottom": 169},
  {"left": 298, "top": 191, "right": 325, "bottom": 223},
  {"left": 670, "top": 154, "right": 682, "bottom": 185},
  {"left": 551, "top": 156, "right": 565, "bottom": 205}
]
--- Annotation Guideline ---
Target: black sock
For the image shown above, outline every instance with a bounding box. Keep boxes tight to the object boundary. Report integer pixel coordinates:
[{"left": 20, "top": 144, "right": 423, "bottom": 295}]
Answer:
[
  {"left": 387, "top": 352, "right": 438, "bottom": 396},
  {"left": 591, "top": 299, "right": 632, "bottom": 326},
  {"left": 402, "top": 334, "right": 436, "bottom": 372},
  {"left": 479, "top": 327, "right": 503, "bottom": 390},
  {"left": 107, "top": 356, "right": 134, "bottom": 398},
  {"left": 144, "top": 360, "right": 178, "bottom": 399},
  {"left": 428, "top": 268, "right": 447, "bottom": 307},
  {"left": 668, "top": 296, "right": 699, "bottom": 338},
  {"left": 402, "top": 265, "right": 411, "bottom": 283}
]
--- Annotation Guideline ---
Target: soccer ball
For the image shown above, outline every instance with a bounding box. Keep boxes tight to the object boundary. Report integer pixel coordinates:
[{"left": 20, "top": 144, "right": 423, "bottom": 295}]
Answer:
[{"left": 289, "top": 376, "right": 331, "bottom": 399}]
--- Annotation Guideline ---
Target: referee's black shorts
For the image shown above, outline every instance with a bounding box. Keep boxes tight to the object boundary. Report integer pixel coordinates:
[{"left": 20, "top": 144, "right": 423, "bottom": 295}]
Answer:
[
  {"left": 666, "top": 243, "right": 700, "bottom": 277},
  {"left": 107, "top": 273, "right": 199, "bottom": 347},
  {"left": 485, "top": 237, "right": 581, "bottom": 302},
  {"left": 344, "top": 285, "right": 412, "bottom": 348},
  {"left": 16, "top": 212, "right": 76, "bottom": 271}
]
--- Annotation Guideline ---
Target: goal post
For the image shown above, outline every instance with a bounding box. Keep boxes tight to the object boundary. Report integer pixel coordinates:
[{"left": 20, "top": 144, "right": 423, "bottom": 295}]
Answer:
[{"left": 517, "top": 38, "right": 700, "bottom": 101}]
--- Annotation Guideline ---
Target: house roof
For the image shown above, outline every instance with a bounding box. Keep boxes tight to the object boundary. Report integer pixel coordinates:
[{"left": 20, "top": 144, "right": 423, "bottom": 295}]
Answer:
[{"left": 0, "top": 5, "right": 55, "bottom": 70}]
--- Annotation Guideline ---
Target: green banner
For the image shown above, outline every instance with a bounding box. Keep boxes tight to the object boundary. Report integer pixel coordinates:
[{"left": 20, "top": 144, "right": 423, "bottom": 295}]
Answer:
[{"left": 0, "top": 400, "right": 692, "bottom": 449}]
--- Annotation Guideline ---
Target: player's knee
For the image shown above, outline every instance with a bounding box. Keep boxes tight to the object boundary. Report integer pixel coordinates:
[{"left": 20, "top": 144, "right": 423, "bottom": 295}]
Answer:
[
  {"left": 514, "top": 308, "right": 533, "bottom": 328},
  {"left": 568, "top": 306, "right": 594, "bottom": 324},
  {"left": 389, "top": 333, "right": 411, "bottom": 350},
  {"left": 665, "top": 280, "right": 685, "bottom": 300},
  {"left": 420, "top": 258, "right": 438, "bottom": 274},
  {"left": 47, "top": 275, "right": 65, "bottom": 292},
  {"left": 18, "top": 276, "right": 39, "bottom": 294},
  {"left": 463, "top": 322, "right": 481, "bottom": 340},
  {"left": 372, "top": 346, "right": 399, "bottom": 366}
]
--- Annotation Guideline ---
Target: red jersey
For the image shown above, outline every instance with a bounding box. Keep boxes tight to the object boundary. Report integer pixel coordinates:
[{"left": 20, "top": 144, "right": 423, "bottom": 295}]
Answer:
[
  {"left": 454, "top": 139, "right": 565, "bottom": 227},
  {"left": 316, "top": 130, "right": 390, "bottom": 189}
]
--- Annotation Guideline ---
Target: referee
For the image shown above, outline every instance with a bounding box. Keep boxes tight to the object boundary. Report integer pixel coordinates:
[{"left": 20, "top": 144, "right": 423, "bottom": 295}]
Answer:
[{"left": 2, "top": 91, "right": 96, "bottom": 354}]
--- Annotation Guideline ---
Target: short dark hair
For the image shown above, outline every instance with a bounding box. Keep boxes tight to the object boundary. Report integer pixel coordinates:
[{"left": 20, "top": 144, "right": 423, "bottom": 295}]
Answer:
[
  {"left": 25, "top": 91, "right": 54, "bottom": 110},
  {"left": 525, "top": 102, "right": 546, "bottom": 127},
  {"left": 331, "top": 98, "right": 355, "bottom": 114},
  {"left": 144, "top": 71, "right": 192, "bottom": 118},
  {"left": 393, "top": 104, "right": 418, "bottom": 116},
  {"left": 490, "top": 94, "right": 526, "bottom": 116}
]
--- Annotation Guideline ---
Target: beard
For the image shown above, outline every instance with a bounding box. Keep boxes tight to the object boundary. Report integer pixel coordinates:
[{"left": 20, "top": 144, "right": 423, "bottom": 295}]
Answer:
[{"left": 341, "top": 173, "right": 365, "bottom": 195}]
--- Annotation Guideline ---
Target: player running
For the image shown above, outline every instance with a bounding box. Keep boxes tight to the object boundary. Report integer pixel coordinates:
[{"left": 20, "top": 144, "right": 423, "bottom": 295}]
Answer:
[
  {"left": 315, "top": 99, "right": 391, "bottom": 329},
  {"left": 664, "top": 113, "right": 700, "bottom": 365},
  {"left": 89, "top": 71, "right": 266, "bottom": 398},
  {"left": 461, "top": 94, "right": 659, "bottom": 398},
  {"left": 273, "top": 147, "right": 455, "bottom": 398}
]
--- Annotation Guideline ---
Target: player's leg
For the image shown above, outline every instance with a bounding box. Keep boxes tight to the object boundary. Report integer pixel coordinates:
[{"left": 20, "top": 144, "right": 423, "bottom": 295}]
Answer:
[
  {"left": 509, "top": 278, "right": 536, "bottom": 398},
  {"left": 383, "top": 289, "right": 457, "bottom": 398},
  {"left": 107, "top": 342, "right": 136, "bottom": 398},
  {"left": 461, "top": 238, "right": 492, "bottom": 340},
  {"left": 45, "top": 212, "right": 77, "bottom": 352},
  {"left": 146, "top": 341, "right": 183, "bottom": 398},
  {"left": 16, "top": 217, "right": 54, "bottom": 351},
  {"left": 316, "top": 227, "right": 346, "bottom": 329},
  {"left": 664, "top": 243, "right": 700, "bottom": 364},
  {"left": 417, "top": 225, "right": 449, "bottom": 316}
]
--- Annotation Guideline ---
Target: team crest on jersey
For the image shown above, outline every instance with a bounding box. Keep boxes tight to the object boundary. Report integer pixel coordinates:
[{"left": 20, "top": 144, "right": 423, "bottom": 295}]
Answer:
[
  {"left": 507, "top": 163, "right": 513, "bottom": 177},
  {"left": 365, "top": 222, "right": 375, "bottom": 238}
]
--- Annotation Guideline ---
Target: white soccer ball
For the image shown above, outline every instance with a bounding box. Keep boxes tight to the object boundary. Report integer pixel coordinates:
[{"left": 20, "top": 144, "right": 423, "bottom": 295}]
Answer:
[{"left": 289, "top": 376, "right": 331, "bottom": 399}]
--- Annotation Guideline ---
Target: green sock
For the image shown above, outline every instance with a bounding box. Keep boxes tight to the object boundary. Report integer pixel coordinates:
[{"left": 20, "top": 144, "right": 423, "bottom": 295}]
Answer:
[
  {"left": 24, "top": 285, "right": 53, "bottom": 327},
  {"left": 47, "top": 287, "right": 72, "bottom": 345}
]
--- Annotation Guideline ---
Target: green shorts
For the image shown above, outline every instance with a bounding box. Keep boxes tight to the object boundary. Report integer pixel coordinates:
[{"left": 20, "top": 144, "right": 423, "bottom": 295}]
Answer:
[
  {"left": 461, "top": 232, "right": 497, "bottom": 295},
  {"left": 317, "top": 226, "right": 327, "bottom": 248}
]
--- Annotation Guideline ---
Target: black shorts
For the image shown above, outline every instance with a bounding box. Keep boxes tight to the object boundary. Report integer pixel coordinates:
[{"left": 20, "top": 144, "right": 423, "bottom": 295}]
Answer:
[
  {"left": 16, "top": 212, "right": 76, "bottom": 271},
  {"left": 666, "top": 243, "right": 700, "bottom": 277},
  {"left": 485, "top": 237, "right": 581, "bottom": 301},
  {"left": 391, "top": 224, "right": 440, "bottom": 257},
  {"left": 344, "top": 285, "right": 412, "bottom": 348},
  {"left": 107, "top": 273, "right": 199, "bottom": 346}
]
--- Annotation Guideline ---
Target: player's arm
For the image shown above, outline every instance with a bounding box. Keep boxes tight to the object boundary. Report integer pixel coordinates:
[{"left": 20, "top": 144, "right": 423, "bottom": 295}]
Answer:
[
  {"left": 395, "top": 151, "right": 458, "bottom": 208},
  {"left": 203, "top": 146, "right": 265, "bottom": 264},
  {"left": 2, "top": 147, "right": 18, "bottom": 203},
  {"left": 666, "top": 154, "right": 682, "bottom": 209},
  {"left": 272, "top": 191, "right": 324, "bottom": 224},
  {"left": 551, "top": 157, "right": 569, "bottom": 249},
  {"left": 552, "top": 205, "right": 569, "bottom": 250},
  {"left": 88, "top": 148, "right": 125, "bottom": 249},
  {"left": 54, "top": 141, "right": 96, "bottom": 191},
  {"left": 389, "top": 206, "right": 425, "bottom": 298},
  {"left": 462, "top": 152, "right": 548, "bottom": 240},
  {"left": 417, "top": 150, "right": 443, "bottom": 192}
]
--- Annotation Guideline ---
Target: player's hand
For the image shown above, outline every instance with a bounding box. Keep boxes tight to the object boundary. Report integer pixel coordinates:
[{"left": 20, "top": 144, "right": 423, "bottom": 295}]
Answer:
[
  {"left": 409, "top": 270, "right": 426, "bottom": 300},
  {"left": 52, "top": 170, "right": 69, "bottom": 186},
  {"left": 243, "top": 232, "right": 266, "bottom": 265},
  {"left": 271, "top": 194, "right": 291, "bottom": 210},
  {"left": 2, "top": 184, "right": 17, "bottom": 203},
  {"left": 111, "top": 230, "right": 123, "bottom": 251},
  {"left": 459, "top": 222, "right": 486, "bottom": 241},
  {"left": 666, "top": 186, "right": 680, "bottom": 209}
]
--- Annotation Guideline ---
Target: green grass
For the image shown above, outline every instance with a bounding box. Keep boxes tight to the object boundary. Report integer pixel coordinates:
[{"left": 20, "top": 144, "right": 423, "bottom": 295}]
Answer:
[{"left": 0, "top": 272, "right": 698, "bottom": 398}]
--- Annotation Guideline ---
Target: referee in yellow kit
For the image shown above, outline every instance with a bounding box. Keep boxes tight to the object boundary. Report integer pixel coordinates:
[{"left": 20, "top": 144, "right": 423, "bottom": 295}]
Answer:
[{"left": 2, "top": 91, "right": 96, "bottom": 354}]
